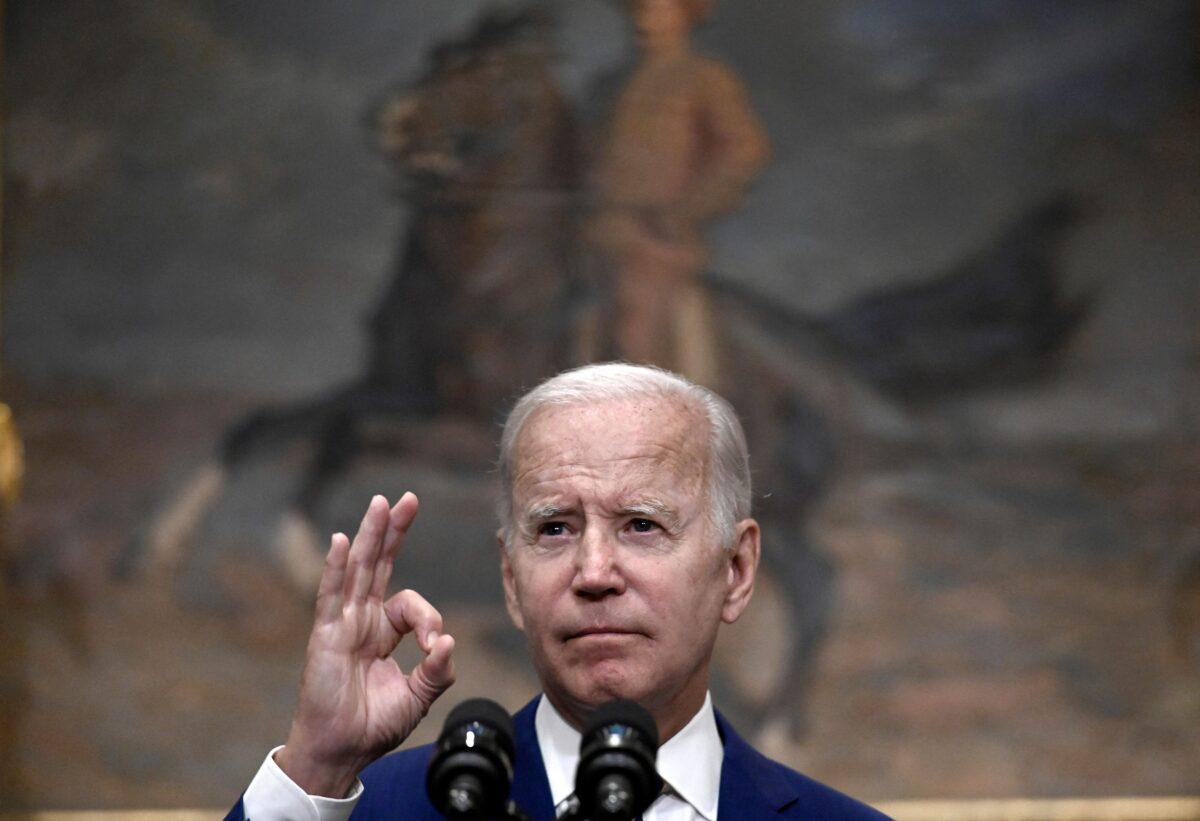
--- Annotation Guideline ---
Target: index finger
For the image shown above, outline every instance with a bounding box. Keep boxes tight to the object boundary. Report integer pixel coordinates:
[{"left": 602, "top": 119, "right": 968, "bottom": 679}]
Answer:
[{"left": 382, "top": 588, "right": 444, "bottom": 653}]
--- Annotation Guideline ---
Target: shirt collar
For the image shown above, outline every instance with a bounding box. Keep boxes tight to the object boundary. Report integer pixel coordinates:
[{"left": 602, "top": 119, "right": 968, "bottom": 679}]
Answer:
[{"left": 534, "top": 692, "right": 724, "bottom": 820}]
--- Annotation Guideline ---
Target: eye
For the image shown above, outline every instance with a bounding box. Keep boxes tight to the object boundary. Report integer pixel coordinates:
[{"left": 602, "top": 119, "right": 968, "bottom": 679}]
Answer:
[
  {"left": 628, "top": 518, "right": 659, "bottom": 534},
  {"left": 538, "top": 521, "right": 569, "bottom": 538}
]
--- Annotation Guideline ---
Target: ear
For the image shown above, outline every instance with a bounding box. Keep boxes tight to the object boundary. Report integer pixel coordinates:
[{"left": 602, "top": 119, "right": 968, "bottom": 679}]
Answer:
[
  {"left": 721, "top": 518, "right": 760, "bottom": 624},
  {"left": 498, "top": 531, "right": 525, "bottom": 631}
]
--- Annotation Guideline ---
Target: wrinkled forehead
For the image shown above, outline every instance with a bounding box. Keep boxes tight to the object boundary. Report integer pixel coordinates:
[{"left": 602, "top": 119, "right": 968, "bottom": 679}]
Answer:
[{"left": 511, "top": 395, "right": 710, "bottom": 489}]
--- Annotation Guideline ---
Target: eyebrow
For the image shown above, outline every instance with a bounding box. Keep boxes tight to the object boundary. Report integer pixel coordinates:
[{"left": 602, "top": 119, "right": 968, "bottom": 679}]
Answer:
[
  {"left": 618, "top": 499, "right": 681, "bottom": 528},
  {"left": 519, "top": 499, "right": 681, "bottom": 527},
  {"left": 522, "top": 503, "right": 574, "bottom": 524}
]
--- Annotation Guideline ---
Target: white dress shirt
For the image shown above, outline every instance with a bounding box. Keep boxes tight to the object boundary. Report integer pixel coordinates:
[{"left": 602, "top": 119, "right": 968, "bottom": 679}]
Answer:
[
  {"left": 241, "top": 693, "right": 723, "bottom": 821},
  {"left": 241, "top": 744, "right": 363, "bottom": 821},
  {"left": 537, "top": 692, "right": 722, "bottom": 821}
]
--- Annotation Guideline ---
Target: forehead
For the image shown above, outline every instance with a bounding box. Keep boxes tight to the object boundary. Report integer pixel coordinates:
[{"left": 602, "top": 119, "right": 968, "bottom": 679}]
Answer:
[{"left": 511, "top": 396, "right": 709, "bottom": 494}]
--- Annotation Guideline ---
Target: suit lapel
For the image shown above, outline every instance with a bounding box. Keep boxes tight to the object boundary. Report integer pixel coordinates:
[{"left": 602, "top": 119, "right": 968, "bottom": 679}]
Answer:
[
  {"left": 510, "top": 696, "right": 557, "bottom": 821},
  {"left": 715, "top": 710, "right": 799, "bottom": 817}
]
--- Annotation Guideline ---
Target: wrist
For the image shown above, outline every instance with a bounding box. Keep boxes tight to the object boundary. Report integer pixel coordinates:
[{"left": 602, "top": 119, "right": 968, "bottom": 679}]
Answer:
[{"left": 274, "top": 743, "right": 365, "bottom": 799}]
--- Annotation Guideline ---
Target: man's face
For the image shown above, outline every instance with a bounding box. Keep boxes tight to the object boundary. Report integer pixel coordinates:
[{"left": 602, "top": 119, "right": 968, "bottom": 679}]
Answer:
[{"left": 500, "top": 396, "right": 758, "bottom": 734}]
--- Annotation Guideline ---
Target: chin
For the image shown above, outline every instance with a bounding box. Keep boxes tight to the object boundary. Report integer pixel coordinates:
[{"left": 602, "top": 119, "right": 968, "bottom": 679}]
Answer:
[{"left": 565, "top": 661, "right": 655, "bottom": 708}]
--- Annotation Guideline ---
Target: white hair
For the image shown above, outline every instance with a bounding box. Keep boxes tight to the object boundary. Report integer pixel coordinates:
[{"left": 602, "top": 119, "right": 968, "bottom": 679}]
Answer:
[{"left": 497, "top": 362, "right": 751, "bottom": 548}]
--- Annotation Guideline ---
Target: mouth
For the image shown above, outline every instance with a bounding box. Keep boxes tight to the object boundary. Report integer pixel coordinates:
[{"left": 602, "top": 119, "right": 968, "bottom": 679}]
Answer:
[{"left": 567, "top": 626, "right": 644, "bottom": 641}]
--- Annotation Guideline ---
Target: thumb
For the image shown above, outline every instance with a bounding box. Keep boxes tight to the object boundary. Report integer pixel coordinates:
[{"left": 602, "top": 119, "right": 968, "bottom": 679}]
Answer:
[{"left": 409, "top": 633, "right": 456, "bottom": 712}]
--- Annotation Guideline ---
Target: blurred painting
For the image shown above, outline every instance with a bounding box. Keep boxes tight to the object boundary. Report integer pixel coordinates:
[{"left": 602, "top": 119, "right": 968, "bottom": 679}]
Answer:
[{"left": 1, "top": 0, "right": 1198, "bottom": 810}]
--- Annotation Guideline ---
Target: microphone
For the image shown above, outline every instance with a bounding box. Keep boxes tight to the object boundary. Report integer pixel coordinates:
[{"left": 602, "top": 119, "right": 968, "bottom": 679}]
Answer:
[
  {"left": 573, "top": 699, "right": 663, "bottom": 820},
  {"left": 426, "top": 698, "right": 518, "bottom": 820}
]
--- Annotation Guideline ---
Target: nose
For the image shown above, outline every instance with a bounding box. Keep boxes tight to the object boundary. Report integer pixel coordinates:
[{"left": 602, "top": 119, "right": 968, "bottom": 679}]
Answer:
[{"left": 571, "top": 529, "right": 626, "bottom": 600}]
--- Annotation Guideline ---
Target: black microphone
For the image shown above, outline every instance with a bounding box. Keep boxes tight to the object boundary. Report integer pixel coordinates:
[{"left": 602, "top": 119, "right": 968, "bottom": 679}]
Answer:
[
  {"left": 426, "top": 698, "right": 517, "bottom": 820},
  {"left": 573, "top": 699, "right": 663, "bottom": 821}
]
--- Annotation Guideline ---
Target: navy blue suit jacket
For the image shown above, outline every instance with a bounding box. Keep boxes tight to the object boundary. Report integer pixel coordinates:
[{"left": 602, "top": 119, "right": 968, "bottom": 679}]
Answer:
[{"left": 228, "top": 697, "right": 889, "bottom": 819}]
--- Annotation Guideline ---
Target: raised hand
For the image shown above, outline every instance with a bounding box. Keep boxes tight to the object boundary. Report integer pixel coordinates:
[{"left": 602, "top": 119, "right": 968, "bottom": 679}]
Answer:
[{"left": 275, "top": 493, "right": 456, "bottom": 797}]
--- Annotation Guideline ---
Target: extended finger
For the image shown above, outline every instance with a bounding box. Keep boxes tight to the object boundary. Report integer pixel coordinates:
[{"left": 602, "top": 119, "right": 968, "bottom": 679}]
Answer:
[
  {"left": 315, "top": 532, "right": 350, "bottom": 624},
  {"left": 409, "top": 633, "right": 456, "bottom": 712},
  {"left": 369, "top": 492, "right": 419, "bottom": 601},
  {"left": 345, "top": 495, "right": 390, "bottom": 603},
  {"left": 382, "top": 588, "right": 444, "bottom": 652}
]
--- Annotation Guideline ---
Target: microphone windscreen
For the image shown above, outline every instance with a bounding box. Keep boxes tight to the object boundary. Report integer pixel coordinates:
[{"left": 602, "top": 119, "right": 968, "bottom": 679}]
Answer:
[{"left": 441, "top": 698, "right": 516, "bottom": 757}]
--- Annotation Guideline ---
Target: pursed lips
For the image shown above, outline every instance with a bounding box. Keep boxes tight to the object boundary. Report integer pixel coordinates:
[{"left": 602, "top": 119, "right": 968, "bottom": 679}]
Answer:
[{"left": 565, "top": 625, "right": 645, "bottom": 640}]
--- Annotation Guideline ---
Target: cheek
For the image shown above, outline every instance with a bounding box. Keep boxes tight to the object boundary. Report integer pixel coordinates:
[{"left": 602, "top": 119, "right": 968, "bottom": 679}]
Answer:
[
  {"left": 512, "top": 561, "right": 568, "bottom": 625},
  {"left": 659, "top": 555, "right": 726, "bottom": 613}
]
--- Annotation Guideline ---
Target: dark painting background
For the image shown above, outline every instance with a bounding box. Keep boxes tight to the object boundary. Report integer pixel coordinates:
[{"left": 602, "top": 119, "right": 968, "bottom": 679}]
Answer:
[{"left": 2, "top": 0, "right": 1198, "bottom": 809}]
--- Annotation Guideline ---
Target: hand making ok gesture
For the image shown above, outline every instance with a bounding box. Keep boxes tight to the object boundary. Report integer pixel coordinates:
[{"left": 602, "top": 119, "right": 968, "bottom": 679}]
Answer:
[{"left": 275, "top": 493, "right": 456, "bottom": 797}]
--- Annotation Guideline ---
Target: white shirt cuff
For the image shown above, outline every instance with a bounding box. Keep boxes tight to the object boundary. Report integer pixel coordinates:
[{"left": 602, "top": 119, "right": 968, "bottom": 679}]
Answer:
[{"left": 241, "top": 745, "right": 363, "bottom": 821}]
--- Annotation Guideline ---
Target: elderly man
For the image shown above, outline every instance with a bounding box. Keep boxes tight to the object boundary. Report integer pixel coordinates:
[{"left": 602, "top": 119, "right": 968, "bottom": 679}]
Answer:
[{"left": 229, "top": 363, "right": 886, "bottom": 819}]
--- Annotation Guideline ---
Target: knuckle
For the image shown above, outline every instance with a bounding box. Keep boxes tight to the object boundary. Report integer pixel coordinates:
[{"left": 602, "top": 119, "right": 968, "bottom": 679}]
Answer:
[
  {"left": 410, "top": 657, "right": 453, "bottom": 706},
  {"left": 410, "top": 669, "right": 438, "bottom": 707}
]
